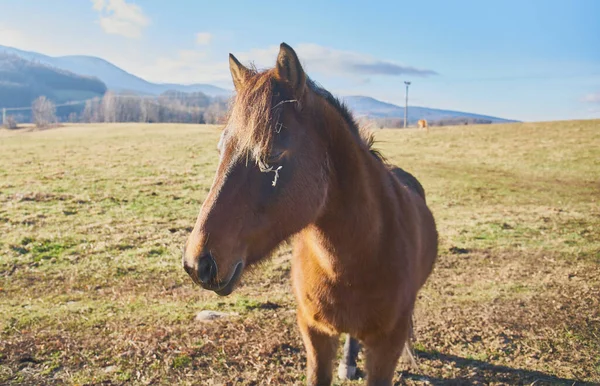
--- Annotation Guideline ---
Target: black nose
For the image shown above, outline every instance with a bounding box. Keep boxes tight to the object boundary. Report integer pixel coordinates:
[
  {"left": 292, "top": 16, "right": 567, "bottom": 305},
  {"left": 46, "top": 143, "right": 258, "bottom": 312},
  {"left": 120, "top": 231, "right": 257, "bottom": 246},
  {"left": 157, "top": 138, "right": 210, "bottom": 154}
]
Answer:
[{"left": 197, "top": 253, "right": 217, "bottom": 284}]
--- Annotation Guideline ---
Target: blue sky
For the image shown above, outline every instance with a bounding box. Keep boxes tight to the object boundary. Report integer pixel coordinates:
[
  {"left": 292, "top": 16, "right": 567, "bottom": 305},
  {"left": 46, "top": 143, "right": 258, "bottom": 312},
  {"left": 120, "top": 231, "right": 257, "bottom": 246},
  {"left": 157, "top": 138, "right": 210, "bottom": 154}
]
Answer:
[{"left": 1, "top": 0, "right": 599, "bottom": 121}]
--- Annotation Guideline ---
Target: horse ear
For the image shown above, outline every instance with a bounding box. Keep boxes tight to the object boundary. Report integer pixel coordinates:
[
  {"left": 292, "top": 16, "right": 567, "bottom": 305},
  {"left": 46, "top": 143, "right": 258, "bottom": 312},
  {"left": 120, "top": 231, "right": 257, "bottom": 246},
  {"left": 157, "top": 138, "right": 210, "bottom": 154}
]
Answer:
[
  {"left": 275, "top": 43, "right": 306, "bottom": 98},
  {"left": 229, "top": 54, "right": 251, "bottom": 91}
]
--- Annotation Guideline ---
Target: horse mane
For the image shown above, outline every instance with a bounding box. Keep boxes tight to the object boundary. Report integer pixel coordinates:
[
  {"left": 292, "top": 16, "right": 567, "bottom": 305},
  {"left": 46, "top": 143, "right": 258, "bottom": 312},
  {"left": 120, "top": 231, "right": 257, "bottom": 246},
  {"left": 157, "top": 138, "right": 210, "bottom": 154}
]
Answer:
[
  {"left": 227, "top": 66, "right": 386, "bottom": 164},
  {"left": 305, "top": 78, "right": 387, "bottom": 164}
]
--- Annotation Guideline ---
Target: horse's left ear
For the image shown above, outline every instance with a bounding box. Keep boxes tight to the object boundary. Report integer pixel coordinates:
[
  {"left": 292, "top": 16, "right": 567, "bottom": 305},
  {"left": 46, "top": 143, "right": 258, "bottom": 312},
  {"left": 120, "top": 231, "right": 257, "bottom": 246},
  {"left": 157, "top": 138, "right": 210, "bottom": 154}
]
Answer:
[
  {"left": 229, "top": 53, "right": 251, "bottom": 92},
  {"left": 275, "top": 43, "right": 306, "bottom": 99}
]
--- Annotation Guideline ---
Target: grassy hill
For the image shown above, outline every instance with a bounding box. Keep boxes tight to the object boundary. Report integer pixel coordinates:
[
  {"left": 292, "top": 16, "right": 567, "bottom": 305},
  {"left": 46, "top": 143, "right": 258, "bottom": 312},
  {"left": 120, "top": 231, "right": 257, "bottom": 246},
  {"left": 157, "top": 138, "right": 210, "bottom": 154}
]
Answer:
[
  {"left": 0, "top": 45, "right": 232, "bottom": 98},
  {"left": 0, "top": 120, "right": 598, "bottom": 385},
  {"left": 0, "top": 53, "right": 107, "bottom": 109},
  {"left": 1, "top": 45, "right": 517, "bottom": 125},
  {"left": 343, "top": 95, "right": 516, "bottom": 125}
]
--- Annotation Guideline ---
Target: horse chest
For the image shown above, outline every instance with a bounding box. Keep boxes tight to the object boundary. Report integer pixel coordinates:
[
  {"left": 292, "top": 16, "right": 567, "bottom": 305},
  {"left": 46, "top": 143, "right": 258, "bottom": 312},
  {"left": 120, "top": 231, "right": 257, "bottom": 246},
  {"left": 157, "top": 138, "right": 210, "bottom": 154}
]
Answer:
[{"left": 292, "top": 262, "right": 400, "bottom": 335}]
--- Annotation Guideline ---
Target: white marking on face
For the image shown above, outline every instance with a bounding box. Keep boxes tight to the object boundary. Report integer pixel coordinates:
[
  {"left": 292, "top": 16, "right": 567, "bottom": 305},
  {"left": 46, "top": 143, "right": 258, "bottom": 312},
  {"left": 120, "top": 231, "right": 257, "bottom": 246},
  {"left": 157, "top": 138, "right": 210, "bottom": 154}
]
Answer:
[{"left": 217, "top": 128, "right": 231, "bottom": 163}]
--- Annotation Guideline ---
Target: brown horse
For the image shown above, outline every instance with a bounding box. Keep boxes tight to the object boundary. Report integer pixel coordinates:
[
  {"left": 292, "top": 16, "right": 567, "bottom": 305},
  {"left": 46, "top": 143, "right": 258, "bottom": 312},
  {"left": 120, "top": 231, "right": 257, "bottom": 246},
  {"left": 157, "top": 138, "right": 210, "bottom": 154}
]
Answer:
[{"left": 183, "top": 43, "right": 438, "bottom": 386}]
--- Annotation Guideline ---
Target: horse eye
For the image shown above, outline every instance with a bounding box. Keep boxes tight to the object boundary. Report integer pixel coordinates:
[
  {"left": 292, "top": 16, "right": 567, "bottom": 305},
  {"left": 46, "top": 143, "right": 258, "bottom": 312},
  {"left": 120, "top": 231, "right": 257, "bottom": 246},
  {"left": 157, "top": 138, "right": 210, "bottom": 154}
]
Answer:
[{"left": 268, "top": 149, "right": 284, "bottom": 163}]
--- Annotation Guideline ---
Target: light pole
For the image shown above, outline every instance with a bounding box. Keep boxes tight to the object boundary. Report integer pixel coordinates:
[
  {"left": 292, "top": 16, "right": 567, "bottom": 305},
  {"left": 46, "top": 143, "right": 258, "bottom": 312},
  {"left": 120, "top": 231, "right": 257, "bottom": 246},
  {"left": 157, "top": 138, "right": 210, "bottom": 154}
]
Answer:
[{"left": 404, "top": 81, "right": 411, "bottom": 128}]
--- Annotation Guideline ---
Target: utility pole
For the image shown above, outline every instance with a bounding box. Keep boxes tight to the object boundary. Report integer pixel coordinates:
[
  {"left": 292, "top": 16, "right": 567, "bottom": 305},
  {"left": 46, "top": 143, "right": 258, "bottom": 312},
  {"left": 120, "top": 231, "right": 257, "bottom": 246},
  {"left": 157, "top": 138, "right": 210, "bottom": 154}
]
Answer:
[{"left": 404, "top": 81, "right": 411, "bottom": 128}]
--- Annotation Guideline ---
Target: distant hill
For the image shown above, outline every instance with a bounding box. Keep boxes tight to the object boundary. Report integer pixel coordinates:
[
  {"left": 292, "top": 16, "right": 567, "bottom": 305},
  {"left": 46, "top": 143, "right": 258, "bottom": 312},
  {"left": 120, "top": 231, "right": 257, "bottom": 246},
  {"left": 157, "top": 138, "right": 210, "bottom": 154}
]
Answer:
[
  {"left": 0, "top": 45, "right": 516, "bottom": 125},
  {"left": 0, "top": 52, "right": 107, "bottom": 109},
  {"left": 0, "top": 45, "right": 232, "bottom": 98},
  {"left": 342, "top": 96, "right": 516, "bottom": 125}
]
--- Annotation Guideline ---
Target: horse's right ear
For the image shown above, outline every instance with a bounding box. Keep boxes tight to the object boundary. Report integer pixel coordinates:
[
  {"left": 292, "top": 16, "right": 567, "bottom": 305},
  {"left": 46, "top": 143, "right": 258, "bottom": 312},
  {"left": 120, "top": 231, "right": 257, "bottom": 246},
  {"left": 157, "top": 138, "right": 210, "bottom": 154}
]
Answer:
[
  {"left": 229, "top": 54, "right": 251, "bottom": 91},
  {"left": 275, "top": 43, "right": 306, "bottom": 99}
]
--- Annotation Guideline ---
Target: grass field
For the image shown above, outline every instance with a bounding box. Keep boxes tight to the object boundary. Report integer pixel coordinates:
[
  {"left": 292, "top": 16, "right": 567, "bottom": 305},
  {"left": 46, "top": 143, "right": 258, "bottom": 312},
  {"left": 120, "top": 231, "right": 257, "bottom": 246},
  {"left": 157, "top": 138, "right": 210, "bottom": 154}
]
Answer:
[{"left": 1, "top": 120, "right": 599, "bottom": 385}]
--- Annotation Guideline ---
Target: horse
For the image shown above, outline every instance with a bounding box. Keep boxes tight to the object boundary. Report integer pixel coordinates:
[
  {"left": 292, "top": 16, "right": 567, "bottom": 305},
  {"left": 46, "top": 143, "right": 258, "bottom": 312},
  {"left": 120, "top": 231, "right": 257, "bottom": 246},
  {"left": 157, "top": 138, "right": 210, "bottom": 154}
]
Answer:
[
  {"left": 182, "top": 43, "right": 439, "bottom": 386},
  {"left": 418, "top": 119, "right": 429, "bottom": 132}
]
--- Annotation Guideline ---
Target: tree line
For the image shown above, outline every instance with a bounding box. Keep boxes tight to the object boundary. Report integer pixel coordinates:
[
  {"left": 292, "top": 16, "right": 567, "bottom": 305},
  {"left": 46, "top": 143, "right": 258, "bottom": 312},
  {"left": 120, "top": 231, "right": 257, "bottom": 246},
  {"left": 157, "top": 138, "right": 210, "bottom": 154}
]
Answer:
[
  {"left": 3, "top": 89, "right": 497, "bottom": 130},
  {"left": 80, "top": 91, "right": 230, "bottom": 125},
  {"left": 3, "top": 90, "right": 232, "bottom": 129}
]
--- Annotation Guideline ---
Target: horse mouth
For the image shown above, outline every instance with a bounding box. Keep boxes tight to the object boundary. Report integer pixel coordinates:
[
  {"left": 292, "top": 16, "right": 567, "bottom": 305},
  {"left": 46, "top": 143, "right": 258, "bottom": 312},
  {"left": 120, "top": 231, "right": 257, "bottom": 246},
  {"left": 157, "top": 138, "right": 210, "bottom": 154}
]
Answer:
[{"left": 213, "top": 261, "right": 244, "bottom": 296}]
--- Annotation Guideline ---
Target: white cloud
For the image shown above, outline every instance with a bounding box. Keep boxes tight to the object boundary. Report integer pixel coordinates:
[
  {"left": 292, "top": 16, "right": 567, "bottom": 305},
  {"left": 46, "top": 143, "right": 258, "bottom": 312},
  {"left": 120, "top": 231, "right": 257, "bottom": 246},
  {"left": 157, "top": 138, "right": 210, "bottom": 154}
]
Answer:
[
  {"left": 91, "top": 0, "right": 150, "bottom": 39},
  {"left": 0, "top": 23, "right": 27, "bottom": 48},
  {"left": 138, "top": 49, "right": 230, "bottom": 85},
  {"left": 0, "top": 22, "right": 93, "bottom": 57},
  {"left": 138, "top": 42, "right": 437, "bottom": 87},
  {"left": 195, "top": 32, "right": 212, "bottom": 46},
  {"left": 235, "top": 43, "right": 437, "bottom": 78},
  {"left": 582, "top": 93, "right": 600, "bottom": 104},
  {"left": 0, "top": 21, "right": 161, "bottom": 80},
  {"left": 92, "top": 0, "right": 106, "bottom": 11}
]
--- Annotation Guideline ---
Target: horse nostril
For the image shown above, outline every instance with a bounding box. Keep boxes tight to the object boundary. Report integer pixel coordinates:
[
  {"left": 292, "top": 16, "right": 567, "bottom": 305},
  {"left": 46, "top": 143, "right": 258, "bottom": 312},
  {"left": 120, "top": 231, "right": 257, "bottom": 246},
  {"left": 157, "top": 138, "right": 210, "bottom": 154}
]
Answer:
[
  {"left": 183, "top": 261, "right": 193, "bottom": 277},
  {"left": 197, "top": 254, "right": 217, "bottom": 284},
  {"left": 182, "top": 249, "right": 191, "bottom": 273}
]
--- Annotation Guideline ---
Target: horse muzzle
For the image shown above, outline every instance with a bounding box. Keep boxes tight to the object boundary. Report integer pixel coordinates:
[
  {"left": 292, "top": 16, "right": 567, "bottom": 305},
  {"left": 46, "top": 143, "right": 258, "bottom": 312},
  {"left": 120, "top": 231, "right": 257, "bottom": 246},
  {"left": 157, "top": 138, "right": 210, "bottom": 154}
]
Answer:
[{"left": 182, "top": 251, "right": 244, "bottom": 296}]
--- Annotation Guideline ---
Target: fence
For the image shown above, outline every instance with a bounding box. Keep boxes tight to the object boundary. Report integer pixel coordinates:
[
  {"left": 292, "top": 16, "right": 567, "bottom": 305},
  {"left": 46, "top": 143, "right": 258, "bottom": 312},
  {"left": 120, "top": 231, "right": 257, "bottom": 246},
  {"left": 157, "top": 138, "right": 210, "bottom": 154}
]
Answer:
[
  {"left": 0, "top": 94, "right": 168, "bottom": 126},
  {"left": 1, "top": 99, "right": 92, "bottom": 126},
  {"left": 1, "top": 93, "right": 230, "bottom": 127}
]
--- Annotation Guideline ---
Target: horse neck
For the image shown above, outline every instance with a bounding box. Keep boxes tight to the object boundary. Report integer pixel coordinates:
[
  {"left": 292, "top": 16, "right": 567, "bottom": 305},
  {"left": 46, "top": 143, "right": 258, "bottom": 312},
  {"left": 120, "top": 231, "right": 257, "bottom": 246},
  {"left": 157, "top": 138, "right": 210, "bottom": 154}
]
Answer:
[{"left": 298, "top": 109, "right": 392, "bottom": 270}]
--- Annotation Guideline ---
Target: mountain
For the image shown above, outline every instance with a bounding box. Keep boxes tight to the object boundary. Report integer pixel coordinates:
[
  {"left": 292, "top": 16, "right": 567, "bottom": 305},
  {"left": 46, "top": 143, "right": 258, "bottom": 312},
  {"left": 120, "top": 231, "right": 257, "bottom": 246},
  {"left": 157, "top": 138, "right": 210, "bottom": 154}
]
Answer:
[
  {"left": 1, "top": 45, "right": 515, "bottom": 124},
  {"left": 342, "top": 96, "right": 515, "bottom": 125},
  {"left": 0, "top": 45, "right": 232, "bottom": 98},
  {"left": 0, "top": 52, "right": 107, "bottom": 109}
]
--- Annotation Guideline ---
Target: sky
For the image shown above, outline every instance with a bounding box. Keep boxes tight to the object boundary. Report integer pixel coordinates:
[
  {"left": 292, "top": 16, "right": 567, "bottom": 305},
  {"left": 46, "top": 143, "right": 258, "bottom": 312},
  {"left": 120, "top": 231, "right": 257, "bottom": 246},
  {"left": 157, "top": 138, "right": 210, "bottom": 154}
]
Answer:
[{"left": 0, "top": 0, "right": 599, "bottom": 122}]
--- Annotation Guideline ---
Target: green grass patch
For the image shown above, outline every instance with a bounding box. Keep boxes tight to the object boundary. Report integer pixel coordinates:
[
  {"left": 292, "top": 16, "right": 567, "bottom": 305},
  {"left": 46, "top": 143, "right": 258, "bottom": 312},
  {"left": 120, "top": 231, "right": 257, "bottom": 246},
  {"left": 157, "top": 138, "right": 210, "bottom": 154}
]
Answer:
[{"left": 0, "top": 121, "right": 598, "bottom": 384}]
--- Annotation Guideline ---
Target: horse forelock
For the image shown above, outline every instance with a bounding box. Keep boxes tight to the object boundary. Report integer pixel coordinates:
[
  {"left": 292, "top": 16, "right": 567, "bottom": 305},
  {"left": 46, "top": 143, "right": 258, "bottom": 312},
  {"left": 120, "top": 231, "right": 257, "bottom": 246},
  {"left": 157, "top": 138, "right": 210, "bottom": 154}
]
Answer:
[
  {"left": 226, "top": 68, "right": 296, "bottom": 163},
  {"left": 227, "top": 69, "right": 384, "bottom": 165}
]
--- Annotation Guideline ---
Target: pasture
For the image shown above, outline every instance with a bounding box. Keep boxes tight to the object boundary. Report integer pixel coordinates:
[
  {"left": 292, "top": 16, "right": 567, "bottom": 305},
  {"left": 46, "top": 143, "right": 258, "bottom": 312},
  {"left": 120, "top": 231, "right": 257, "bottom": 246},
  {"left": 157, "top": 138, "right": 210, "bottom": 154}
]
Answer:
[{"left": 0, "top": 120, "right": 599, "bottom": 385}]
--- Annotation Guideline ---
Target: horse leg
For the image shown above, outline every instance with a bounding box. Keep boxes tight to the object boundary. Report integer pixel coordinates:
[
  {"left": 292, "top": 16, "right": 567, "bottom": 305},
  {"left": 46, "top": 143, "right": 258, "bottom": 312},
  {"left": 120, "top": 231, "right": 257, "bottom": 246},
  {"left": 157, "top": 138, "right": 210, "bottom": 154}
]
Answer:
[
  {"left": 337, "top": 334, "right": 360, "bottom": 380},
  {"left": 297, "top": 315, "right": 339, "bottom": 386},
  {"left": 363, "top": 315, "right": 411, "bottom": 386}
]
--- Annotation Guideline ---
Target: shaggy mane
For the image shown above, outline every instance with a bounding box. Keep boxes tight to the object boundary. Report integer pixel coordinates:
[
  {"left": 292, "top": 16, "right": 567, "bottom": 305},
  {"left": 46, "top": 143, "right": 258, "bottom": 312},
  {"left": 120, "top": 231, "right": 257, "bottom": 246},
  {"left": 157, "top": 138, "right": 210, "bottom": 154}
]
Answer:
[{"left": 228, "top": 66, "right": 384, "bottom": 164}]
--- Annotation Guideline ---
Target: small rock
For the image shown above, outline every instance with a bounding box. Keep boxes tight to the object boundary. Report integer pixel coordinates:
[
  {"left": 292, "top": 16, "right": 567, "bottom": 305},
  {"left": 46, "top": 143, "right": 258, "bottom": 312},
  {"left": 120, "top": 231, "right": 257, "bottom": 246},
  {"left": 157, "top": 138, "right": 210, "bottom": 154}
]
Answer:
[
  {"left": 103, "top": 365, "right": 118, "bottom": 373},
  {"left": 195, "top": 310, "right": 238, "bottom": 322}
]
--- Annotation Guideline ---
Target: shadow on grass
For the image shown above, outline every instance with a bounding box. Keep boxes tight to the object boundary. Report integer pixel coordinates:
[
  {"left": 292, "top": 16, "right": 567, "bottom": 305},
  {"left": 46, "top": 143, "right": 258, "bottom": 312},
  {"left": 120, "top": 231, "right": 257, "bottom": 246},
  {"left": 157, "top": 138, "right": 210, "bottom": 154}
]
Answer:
[{"left": 397, "top": 349, "right": 596, "bottom": 386}]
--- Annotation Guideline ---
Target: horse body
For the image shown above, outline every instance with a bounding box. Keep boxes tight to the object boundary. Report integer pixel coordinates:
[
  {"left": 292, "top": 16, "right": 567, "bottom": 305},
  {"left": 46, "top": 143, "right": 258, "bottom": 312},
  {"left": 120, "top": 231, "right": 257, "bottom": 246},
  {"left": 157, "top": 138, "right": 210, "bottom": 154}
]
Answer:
[
  {"left": 290, "top": 146, "right": 437, "bottom": 383},
  {"left": 183, "top": 43, "right": 438, "bottom": 386},
  {"left": 292, "top": 161, "right": 436, "bottom": 338}
]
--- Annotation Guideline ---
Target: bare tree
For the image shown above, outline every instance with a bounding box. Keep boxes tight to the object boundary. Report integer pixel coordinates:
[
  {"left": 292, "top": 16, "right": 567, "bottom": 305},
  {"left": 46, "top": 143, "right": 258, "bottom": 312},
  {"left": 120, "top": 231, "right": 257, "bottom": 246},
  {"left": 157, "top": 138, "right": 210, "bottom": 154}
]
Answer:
[
  {"left": 102, "top": 91, "right": 116, "bottom": 122},
  {"left": 204, "top": 102, "right": 223, "bottom": 124},
  {"left": 143, "top": 99, "right": 159, "bottom": 123},
  {"left": 140, "top": 98, "right": 149, "bottom": 123},
  {"left": 77, "top": 91, "right": 227, "bottom": 125},
  {"left": 83, "top": 97, "right": 102, "bottom": 122},
  {"left": 31, "top": 96, "right": 57, "bottom": 128},
  {"left": 3, "top": 116, "right": 18, "bottom": 129}
]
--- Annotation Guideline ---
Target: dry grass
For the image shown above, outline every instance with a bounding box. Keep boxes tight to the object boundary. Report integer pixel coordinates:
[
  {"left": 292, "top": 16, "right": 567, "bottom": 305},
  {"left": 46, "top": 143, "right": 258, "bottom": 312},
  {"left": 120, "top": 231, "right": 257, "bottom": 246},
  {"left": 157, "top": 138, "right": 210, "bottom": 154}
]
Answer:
[{"left": 1, "top": 120, "right": 599, "bottom": 385}]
